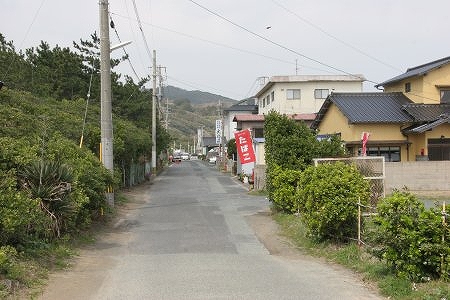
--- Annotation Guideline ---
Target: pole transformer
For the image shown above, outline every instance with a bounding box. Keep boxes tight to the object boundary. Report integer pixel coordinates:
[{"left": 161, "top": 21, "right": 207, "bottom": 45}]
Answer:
[{"left": 99, "top": 0, "right": 114, "bottom": 206}]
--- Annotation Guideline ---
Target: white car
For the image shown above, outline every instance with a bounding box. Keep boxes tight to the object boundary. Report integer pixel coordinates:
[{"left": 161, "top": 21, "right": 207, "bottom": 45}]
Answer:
[
  {"left": 208, "top": 156, "right": 217, "bottom": 164},
  {"left": 181, "top": 153, "right": 190, "bottom": 160}
]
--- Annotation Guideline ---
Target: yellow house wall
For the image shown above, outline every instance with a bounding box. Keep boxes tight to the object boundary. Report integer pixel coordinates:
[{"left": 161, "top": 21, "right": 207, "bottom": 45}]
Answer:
[
  {"left": 318, "top": 104, "right": 411, "bottom": 161},
  {"left": 384, "top": 63, "right": 450, "bottom": 104},
  {"left": 403, "top": 124, "right": 450, "bottom": 159}
]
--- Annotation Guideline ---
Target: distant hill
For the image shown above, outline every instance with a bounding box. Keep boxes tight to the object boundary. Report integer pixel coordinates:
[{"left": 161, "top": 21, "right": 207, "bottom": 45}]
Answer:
[
  {"left": 165, "top": 86, "right": 237, "bottom": 105},
  {"left": 161, "top": 86, "right": 237, "bottom": 149}
]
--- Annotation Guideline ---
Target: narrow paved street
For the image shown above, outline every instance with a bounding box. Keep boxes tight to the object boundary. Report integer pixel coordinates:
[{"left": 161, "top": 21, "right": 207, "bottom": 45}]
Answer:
[{"left": 39, "top": 160, "right": 382, "bottom": 300}]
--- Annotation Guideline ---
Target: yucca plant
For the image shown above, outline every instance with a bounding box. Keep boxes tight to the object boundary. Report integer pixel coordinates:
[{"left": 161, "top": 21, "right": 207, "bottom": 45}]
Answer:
[{"left": 18, "top": 160, "right": 74, "bottom": 239}]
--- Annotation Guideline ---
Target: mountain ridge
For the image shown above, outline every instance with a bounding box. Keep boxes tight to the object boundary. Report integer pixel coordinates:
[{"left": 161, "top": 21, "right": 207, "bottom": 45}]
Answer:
[{"left": 164, "top": 85, "right": 237, "bottom": 105}]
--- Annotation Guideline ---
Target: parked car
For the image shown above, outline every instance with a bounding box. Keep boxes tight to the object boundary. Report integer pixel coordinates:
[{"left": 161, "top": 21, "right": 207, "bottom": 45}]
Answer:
[
  {"left": 181, "top": 153, "right": 190, "bottom": 160},
  {"left": 208, "top": 156, "right": 217, "bottom": 164},
  {"left": 172, "top": 154, "right": 182, "bottom": 162}
]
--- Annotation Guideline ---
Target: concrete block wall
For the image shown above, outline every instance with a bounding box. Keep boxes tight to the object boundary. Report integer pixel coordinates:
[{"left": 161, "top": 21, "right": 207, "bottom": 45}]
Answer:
[
  {"left": 385, "top": 161, "right": 450, "bottom": 194},
  {"left": 251, "top": 161, "right": 450, "bottom": 195},
  {"left": 253, "top": 164, "right": 267, "bottom": 191}
]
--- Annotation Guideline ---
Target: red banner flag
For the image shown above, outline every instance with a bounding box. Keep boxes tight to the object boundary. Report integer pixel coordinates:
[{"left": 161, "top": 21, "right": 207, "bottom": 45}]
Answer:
[
  {"left": 361, "top": 132, "right": 370, "bottom": 156},
  {"left": 234, "top": 129, "right": 256, "bottom": 164}
]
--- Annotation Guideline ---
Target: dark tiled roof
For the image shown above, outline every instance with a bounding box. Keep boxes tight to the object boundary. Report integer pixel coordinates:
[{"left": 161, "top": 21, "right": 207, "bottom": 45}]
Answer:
[
  {"left": 233, "top": 113, "right": 316, "bottom": 122},
  {"left": 402, "top": 104, "right": 450, "bottom": 122},
  {"left": 403, "top": 115, "right": 450, "bottom": 134},
  {"left": 224, "top": 104, "right": 258, "bottom": 112},
  {"left": 311, "top": 92, "right": 413, "bottom": 129},
  {"left": 224, "top": 98, "right": 258, "bottom": 112},
  {"left": 376, "top": 56, "right": 450, "bottom": 88}
]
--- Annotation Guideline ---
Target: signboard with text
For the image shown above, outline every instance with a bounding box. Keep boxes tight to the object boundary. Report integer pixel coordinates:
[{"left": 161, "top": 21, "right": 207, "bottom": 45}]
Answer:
[
  {"left": 234, "top": 129, "right": 256, "bottom": 164},
  {"left": 215, "top": 120, "right": 222, "bottom": 144}
]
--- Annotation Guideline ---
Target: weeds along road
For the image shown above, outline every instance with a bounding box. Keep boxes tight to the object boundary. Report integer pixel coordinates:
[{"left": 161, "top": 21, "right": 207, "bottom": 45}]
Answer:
[{"left": 39, "top": 160, "right": 383, "bottom": 300}]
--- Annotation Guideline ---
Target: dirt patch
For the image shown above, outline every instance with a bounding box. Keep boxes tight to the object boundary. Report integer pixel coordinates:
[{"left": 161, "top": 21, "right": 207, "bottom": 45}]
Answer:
[{"left": 246, "top": 211, "right": 306, "bottom": 260}]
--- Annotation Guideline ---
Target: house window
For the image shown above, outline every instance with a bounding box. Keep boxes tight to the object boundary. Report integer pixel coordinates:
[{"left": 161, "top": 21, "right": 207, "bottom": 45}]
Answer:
[
  {"left": 405, "top": 82, "right": 411, "bottom": 92},
  {"left": 253, "top": 128, "right": 264, "bottom": 138},
  {"left": 286, "top": 89, "right": 301, "bottom": 100},
  {"left": 365, "top": 146, "right": 401, "bottom": 162},
  {"left": 262, "top": 97, "right": 266, "bottom": 108},
  {"left": 266, "top": 95, "right": 270, "bottom": 105},
  {"left": 440, "top": 90, "right": 450, "bottom": 104},
  {"left": 314, "top": 89, "right": 329, "bottom": 99},
  {"left": 271, "top": 91, "right": 274, "bottom": 103}
]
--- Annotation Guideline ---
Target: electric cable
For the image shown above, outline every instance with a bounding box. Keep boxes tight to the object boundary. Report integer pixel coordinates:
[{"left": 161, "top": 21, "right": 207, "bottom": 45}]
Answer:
[
  {"left": 270, "top": 0, "right": 402, "bottom": 73},
  {"left": 109, "top": 13, "right": 142, "bottom": 82},
  {"left": 110, "top": 11, "right": 334, "bottom": 75},
  {"left": 186, "top": 0, "right": 376, "bottom": 85},
  {"left": 79, "top": 61, "right": 95, "bottom": 148},
  {"left": 131, "top": 0, "right": 153, "bottom": 62},
  {"left": 2, "top": 0, "right": 47, "bottom": 79}
]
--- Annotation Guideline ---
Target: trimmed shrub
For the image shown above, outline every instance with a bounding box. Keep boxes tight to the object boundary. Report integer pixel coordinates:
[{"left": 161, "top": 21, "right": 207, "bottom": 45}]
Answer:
[
  {"left": 373, "top": 190, "right": 449, "bottom": 280},
  {"left": 299, "top": 162, "right": 370, "bottom": 242},
  {"left": 270, "top": 165, "right": 302, "bottom": 213}
]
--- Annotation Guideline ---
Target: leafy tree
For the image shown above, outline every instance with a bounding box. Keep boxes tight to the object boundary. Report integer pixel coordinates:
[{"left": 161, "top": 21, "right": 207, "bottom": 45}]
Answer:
[
  {"left": 264, "top": 111, "right": 345, "bottom": 203},
  {"left": 226, "top": 138, "right": 236, "bottom": 159}
]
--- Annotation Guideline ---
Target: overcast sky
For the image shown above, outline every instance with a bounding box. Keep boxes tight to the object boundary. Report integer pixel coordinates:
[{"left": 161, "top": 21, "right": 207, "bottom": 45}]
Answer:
[{"left": 1, "top": 0, "right": 450, "bottom": 100}]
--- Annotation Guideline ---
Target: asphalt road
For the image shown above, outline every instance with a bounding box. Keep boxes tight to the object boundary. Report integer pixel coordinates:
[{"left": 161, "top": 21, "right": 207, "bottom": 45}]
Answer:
[{"left": 39, "top": 160, "right": 383, "bottom": 300}]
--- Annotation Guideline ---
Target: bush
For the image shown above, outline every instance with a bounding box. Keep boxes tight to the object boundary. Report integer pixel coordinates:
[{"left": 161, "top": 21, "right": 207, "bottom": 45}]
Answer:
[
  {"left": 299, "top": 162, "right": 370, "bottom": 242},
  {"left": 270, "top": 165, "right": 302, "bottom": 213},
  {"left": 0, "top": 246, "right": 18, "bottom": 276},
  {"left": 373, "top": 190, "right": 449, "bottom": 280}
]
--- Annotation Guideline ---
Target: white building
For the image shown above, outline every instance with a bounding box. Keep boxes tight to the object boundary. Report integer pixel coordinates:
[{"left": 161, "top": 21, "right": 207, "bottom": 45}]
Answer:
[
  {"left": 222, "top": 98, "right": 258, "bottom": 141},
  {"left": 255, "top": 75, "right": 366, "bottom": 115}
]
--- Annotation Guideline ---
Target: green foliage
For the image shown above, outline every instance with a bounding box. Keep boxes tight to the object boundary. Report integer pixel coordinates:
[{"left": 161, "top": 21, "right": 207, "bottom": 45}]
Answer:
[
  {"left": 299, "top": 162, "right": 370, "bottom": 242},
  {"left": 0, "top": 246, "right": 18, "bottom": 277},
  {"left": 373, "top": 191, "right": 449, "bottom": 280},
  {"left": 264, "top": 111, "right": 345, "bottom": 202},
  {"left": 18, "top": 160, "right": 75, "bottom": 239},
  {"left": 226, "top": 138, "right": 236, "bottom": 159},
  {"left": 270, "top": 165, "right": 303, "bottom": 213}
]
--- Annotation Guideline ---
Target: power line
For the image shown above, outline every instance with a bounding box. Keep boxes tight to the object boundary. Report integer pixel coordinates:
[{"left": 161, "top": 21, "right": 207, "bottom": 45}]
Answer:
[
  {"left": 2, "top": 0, "right": 47, "bottom": 78},
  {"left": 270, "top": 0, "right": 402, "bottom": 73},
  {"left": 186, "top": 0, "right": 377, "bottom": 85},
  {"left": 131, "top": 0, "right": 153, "bottom": 62},
  {"left": 110, "top": 11, "right": 332, "bottom": 74},
  {"left": 109, "top": 14, "right": 142, "bottom": 82}
]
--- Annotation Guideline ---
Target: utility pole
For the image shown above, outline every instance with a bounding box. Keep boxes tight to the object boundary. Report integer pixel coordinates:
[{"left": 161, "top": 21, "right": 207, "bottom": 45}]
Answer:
[
  {"left": 99, "top": 0, "right": 114, "bottom": 206},
  {"left": 152, "top": 50, "right": 157, "bottom": 173}
]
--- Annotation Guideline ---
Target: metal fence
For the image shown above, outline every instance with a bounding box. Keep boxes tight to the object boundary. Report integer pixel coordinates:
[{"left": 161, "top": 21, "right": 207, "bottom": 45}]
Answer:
[{"left": 313, "top": 156, "right": 385, "bottom": 208}]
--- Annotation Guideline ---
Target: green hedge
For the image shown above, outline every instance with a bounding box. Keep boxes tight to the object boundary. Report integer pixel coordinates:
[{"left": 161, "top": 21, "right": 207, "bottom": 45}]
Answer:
[
  {"left": 373, "top": 191, "right": 449, "bottom": 280},
  {"left": 298, "top": 162, "right": 370, "bottom": 242}
]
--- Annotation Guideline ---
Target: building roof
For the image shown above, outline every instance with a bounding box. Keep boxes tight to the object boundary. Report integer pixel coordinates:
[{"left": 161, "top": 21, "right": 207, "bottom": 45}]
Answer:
[
  {"left": 224, "top": 98, "right": 258, "bottom": 113},
  {"left": 375, "top": 56, "right": 450, "bottom": 88},
  {"left": 402, "top": 114, "right": 450, "bottom": 134},
  {"left": 402, "top": 103, "right": 450, "bottom": 122},
  {"left": 255, "top": 74, "right": 366, "bottom": 97},
  {"left": 233, "top": 113, "right": 316, "bottom": 122},
  {"left": 311, "top": 92, "right": 413, "bottom": 129}
]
